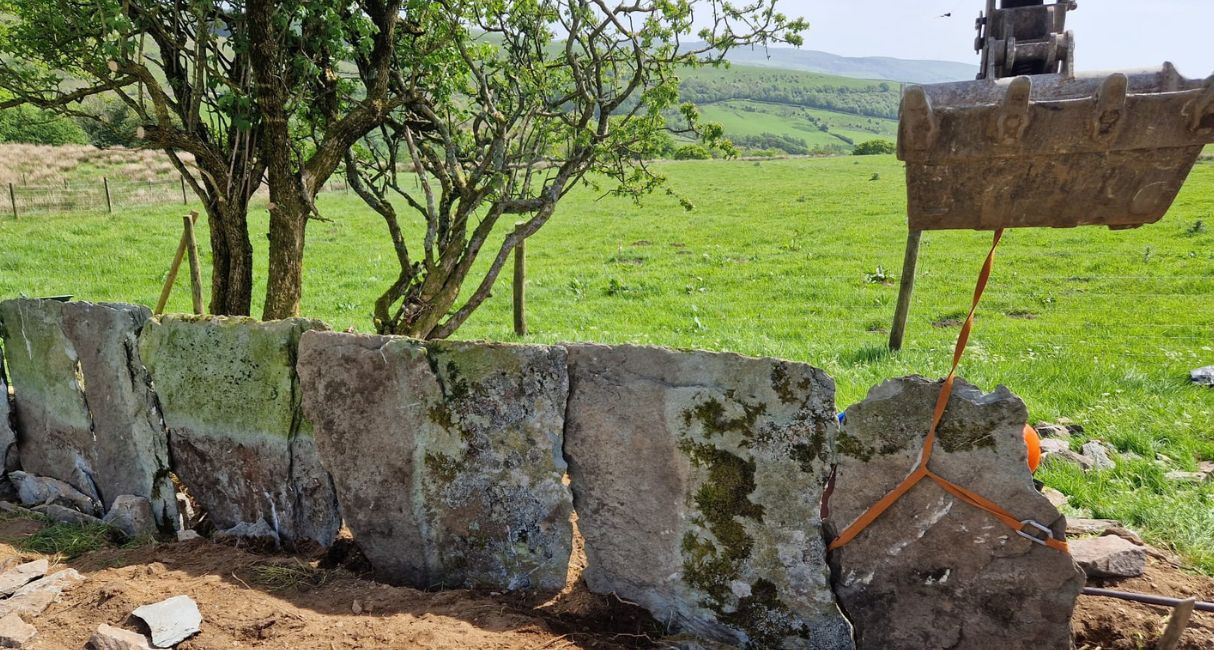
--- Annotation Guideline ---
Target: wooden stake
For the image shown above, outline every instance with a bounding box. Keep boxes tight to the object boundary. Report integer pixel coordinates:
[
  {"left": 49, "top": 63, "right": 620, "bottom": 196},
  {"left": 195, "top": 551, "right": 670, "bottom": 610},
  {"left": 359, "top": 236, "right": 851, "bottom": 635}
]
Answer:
[
  {"left": 103, "top": 176, "right": 112, "bottom": 214},
  {"left": 155, "top": 211, "right": 199, "bottom": 314},
  {"left": 183, "top": 213, "right": 204, "bottom": 315},
  {"left": 889, "top": 229, "right": 923, "bottom": 352},
  {"left": 1157, "top": 597, "right": 1197, "bottom": 650},
  {"left": 181, "top": 176, "right": 188, "bottom": 205},
  {"left": 7, "top": 183, "right": 16, "bottom": 220},
  {"left": 513, "top": 222, "right": 527, "bottom": 337}
]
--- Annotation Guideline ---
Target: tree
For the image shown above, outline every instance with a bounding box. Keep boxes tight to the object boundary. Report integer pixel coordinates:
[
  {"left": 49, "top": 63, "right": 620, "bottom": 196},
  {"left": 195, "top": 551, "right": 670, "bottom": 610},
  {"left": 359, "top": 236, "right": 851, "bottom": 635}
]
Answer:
[
  {"left": 0, "top": 1, "right": 420, "bottom": 319},
  {"left": 852, "top": 139, "right": 896, "bottom": 155},
  {"left": 346, "top": 1, "right": 806, "bottom": 339},
  {"left": 0, "top": 104, "right": 90, "bottom": 145}
]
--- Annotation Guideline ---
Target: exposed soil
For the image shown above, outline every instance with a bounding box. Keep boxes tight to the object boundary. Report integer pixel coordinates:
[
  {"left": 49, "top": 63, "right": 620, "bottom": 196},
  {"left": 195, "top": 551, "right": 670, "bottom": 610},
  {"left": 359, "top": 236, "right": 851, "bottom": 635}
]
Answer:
[
  {"left": 3, "top": 517, "right": 1212, "bottom": 649},
  {"left": 0, "top": 518, "right": 662, "bottom": 649}
]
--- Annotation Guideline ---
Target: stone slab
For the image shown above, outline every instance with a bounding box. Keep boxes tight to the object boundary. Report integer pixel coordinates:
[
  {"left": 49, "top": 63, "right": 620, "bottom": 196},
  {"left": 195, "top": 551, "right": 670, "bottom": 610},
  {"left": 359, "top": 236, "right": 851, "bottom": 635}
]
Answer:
[
  {"left": 1072, "top": 536, "right": 1146, "bottom": 579},
  {"left": 0, "top": 612, "right": 36, "bottom": 648},
  {"left": 0, "top": 560, "right": 46, "bottom": 598},
  {"left": 0, "top": 300, "right": 94, "bottom": 499},
  {"left": 564, "top": 344, "right": 853, "bottom": 649},
  {"left": 89, "top": 624, "right": 152, "bottom": 650},
  {"left": 0, "top": 344, "right": 15, "bottom": 472},
  {"left": 132, "top": 595, "right": 201, "bottom": 648},
  {"left": 828, "top": 376, "right": 1084, "bottom": 650},
  {"left": 298, "top": 332, "right": 573, "bottom": 592},
  {"left": 139, "top": 316, "right": 338, "bottom": 549}
]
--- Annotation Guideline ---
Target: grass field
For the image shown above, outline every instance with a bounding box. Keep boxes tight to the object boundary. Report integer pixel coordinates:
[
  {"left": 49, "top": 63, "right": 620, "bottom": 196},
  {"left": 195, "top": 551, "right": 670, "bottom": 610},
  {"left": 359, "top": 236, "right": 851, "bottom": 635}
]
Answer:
[
  {"left": 696, "top": 99, "right": 897, "bottom": 147},
  {"left": 2, "top": 155, "right": 1213, "bottom": 570}
]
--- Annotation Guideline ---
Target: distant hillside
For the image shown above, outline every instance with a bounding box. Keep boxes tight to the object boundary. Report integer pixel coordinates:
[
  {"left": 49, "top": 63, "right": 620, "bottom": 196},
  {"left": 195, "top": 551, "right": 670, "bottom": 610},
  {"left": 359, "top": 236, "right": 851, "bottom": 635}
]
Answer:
[
  {"left": 685, "top": 42, "right": 978, "bottom": 84},
  {"left": 675, "top": 64, "right": 901, "bottom": 154}
]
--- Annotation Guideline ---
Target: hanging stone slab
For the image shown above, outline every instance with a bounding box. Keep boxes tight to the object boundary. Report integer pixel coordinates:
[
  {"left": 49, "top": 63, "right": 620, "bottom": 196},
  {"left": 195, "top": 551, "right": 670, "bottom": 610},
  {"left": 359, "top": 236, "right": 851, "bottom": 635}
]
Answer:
[
  {"left": 0, "top": 299, "right": 95, "bottom": 500},
  {"left": 0, "top": 344, "right": 16, "bottom": 473},
  {"left": 827, "top": 376, "right": 1084, "bottom": 650},
  {"left": 564, "top": 344, "right": 853, "bottom": 649},
  {"left": 297, "top": 332, "right": 572, "bottom": 592},
  {"left": 139, "top": 316, "right": 339, "bottom": 549},
  {"left": 0, "top": 300, "right": 177, "bottom": 530}
]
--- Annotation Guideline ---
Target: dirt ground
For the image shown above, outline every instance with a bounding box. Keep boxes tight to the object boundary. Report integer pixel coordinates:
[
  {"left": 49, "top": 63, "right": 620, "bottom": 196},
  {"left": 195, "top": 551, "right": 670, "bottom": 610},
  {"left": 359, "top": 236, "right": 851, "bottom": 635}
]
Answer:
[{"left": 2, "top": 516, "right": 1213, "bottom": 649}]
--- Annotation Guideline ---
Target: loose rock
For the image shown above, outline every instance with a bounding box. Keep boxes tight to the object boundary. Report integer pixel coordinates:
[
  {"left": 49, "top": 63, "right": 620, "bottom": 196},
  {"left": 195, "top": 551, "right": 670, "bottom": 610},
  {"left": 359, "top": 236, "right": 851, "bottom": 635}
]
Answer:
[
  {"left": 1067, "top": 518, "right": 1122, "bottom": 536},
  {"left": 1081, "top": 441, "right": 1116, "bottom": 471},
  {"left": 139, "top": 316, "right": 338, "bottom": 549},
  {"left": 1191, "top": 366, "right": 1214, "bottom": 386},
  {"left": 1041, "top": 447, "right": 1096, "bottom": 471},
  {"left": 829, "top": 376, "right": 1083, "bottom": 650},
  {"left": 8, "top": 471, "right": 98, "bottom": 515},
  {"left": 1102, "top": 526, "right": 1144, "bottom": 546},
  {"left": 0, "top": 561, "right": 46, "bottom": 598},
  {"left": 32, "top": 504, "right": 103, "bottom": 527},
  {"left": 1042, "top": 487, "right": 1069, "bottom": 509},
  {"left": 213, "top": 520, "right": 279, "bottom": 549},
  {"left": 13, "top": 569, "right": 84, "bottom": 598},
  {"left": 102, "top": 495, "right": 158, "bottom": 539},
  {"left": 131, "top": 595, "right": 201, "bottom": 648},
  {"left": 1071, "top": 535, "right": 1146, "bottom": 579},
  {"left": 564, "top": 344, "right": 852, "bottom": 649},
  {"left": 1034, "top": 423, "right": 1071, "bottom": 439},
  {"left": 299, "top": 333, "right": 573, "bottom": 592},
  {"left": 0, "top": 613, "right": 36, "bottom": 648},
  {"left": 176, "top": 530, "right": 201, "bottom": 543},
  {"left": 1165, "top": 470, "right": 1206, "bottom": 483},
  {"left": 89, "top": 624, "right": 152, "bottom": 650}
]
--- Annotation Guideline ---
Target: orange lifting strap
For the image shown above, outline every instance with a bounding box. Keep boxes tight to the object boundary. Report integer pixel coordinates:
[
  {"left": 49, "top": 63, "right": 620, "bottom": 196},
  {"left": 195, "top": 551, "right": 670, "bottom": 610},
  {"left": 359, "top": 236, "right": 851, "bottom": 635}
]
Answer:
[{"left": 829, "top": 229, "right": 1069, "bottom": 554}]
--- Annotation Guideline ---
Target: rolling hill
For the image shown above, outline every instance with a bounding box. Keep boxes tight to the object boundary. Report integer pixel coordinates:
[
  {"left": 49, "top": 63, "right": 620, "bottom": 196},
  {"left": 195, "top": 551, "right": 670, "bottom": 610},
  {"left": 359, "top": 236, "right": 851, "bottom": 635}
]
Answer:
[{"left": 683, "top": 42, "right": 978, "bottom": 84}]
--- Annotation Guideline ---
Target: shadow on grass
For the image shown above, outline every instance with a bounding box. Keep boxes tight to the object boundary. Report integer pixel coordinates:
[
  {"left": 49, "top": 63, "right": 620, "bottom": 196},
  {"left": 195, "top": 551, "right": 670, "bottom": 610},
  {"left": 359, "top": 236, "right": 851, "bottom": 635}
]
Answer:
[{"left": 840, "top": 343, "right": 893, "bottom": 366}]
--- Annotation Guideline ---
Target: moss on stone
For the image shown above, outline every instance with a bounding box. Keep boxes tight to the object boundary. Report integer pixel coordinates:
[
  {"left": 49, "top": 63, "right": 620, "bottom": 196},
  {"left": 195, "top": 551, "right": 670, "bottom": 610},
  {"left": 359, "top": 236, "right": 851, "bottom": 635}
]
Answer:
[
  {"left": 425, "top": 452, "right": 464, "bottom": 485},
  {"left": 721, "top": 578, "right": 809, "bottom": 648},
  {"left": 836, "top": 430, "right": 874, "bottom": 462},
  {"left": 769, "top": 363, "right": 812, "bottom": 405},
  {"left": 938, "top": 417, "right": 998, "bottom": 453},
  {"left": 682, "top": 397, "right": 767, "bottom": 440}
]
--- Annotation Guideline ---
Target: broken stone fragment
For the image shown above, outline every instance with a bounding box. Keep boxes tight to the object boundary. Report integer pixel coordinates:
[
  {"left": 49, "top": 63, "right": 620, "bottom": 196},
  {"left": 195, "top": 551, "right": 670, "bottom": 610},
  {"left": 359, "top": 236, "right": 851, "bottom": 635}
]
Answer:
[
  {"left": 213, "top": 520, "right": 279, "bottom": 549},
  {"left": 828, "top": 376, "right": 1083, "bottom": 650},
  {"left": 103, "top": 495, "right": 158, "bottom": 539},
  {"left": 8, "top": 472, "right": 98, "bottom": 515},
  {"left": 0, "top": 612, "right": 36, "bottom": 648},
  {"left": 298, "top": 332, "right": 573, "bottom": 593},
  {"left": 131, "top": 595, "right": 202, "bottom": 648},
  {"left": 0, "top": 590, "right": 56, "bottom": 619},
  {"left": 1033, "top": 423, "right": 1071, "bottom": 439},
  {"left": 0, "top": 560, "right": 47, "bottom": 598},
  {"left": 32, "top": 504, "right": 103, "bottom": 527},
  {"left": 564, "top": 344, "right": 853, "bottom": 649},
  {"left": 1191, "top": 366, "right": 1214, "bottom": 386},
  {"left": 89, "top": 624, "right": 152, "bottom": 650},
  {"left": 13, "top": 569, "right": 84, "bottom": 598},
  {"left": 1081, "top": 441, "right": 1116, "bottom": 471},
  {"left": 1067, "top": 518, "right": 1122, "bottom": 536},
  {"left": 1164, "top": 470, "right": 1207, "bottom": 483},
  {"left": 139, "top": 316, "right": 339, "bottom": 549},
  {"left": 1041, "top": 487, "right": 1069, "bottom": 509},
  {"left": 1071, "top": 536, "right": 1146, "bottom": 579}
]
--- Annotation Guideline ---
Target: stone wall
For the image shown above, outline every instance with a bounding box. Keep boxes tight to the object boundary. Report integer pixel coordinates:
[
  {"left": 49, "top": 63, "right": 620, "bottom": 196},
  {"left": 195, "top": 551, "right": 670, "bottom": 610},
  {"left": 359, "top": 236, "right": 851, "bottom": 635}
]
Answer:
[{"left": 0, "top": 299, "right": 1083, "bottom": 649}]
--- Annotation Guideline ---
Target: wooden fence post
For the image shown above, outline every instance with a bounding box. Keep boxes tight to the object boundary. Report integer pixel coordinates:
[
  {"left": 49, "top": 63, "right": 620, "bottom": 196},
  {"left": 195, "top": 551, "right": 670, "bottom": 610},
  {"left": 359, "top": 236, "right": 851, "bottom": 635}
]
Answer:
[
  {"left": 181, "top": 176, "right": 188, "bottom": 205},
  {"left": 7, "top": 183, "right": 16, "bottom": 220},
  {"left": 513, "top": 222, "right": 527, "bottom": 337},
  {"left": 183, "top": 213, "right": 204, "bottom": 315},
  {"left": 888, "top": 229, "right": 923, "bottom": 352},
  {"left": 103, "top": 177, "right": 113, "bottom": 214},
  {"left": 155, "top": 211, "right": 199, "bottom": 314},
  {"left": 1157, "top": 597, "right": 1197, "bottom": 650}
]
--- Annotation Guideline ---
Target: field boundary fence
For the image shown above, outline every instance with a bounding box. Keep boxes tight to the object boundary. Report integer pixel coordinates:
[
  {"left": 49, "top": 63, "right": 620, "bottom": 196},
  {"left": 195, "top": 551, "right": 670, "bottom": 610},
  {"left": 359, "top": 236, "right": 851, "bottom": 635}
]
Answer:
[{"left": 3, "top": 175, "right": 352, "bottom": 218}]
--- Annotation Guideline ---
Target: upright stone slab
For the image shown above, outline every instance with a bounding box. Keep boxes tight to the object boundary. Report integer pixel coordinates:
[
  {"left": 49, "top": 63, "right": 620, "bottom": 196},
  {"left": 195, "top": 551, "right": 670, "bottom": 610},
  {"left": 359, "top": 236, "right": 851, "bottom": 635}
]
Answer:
[
  {"left": 139, "top": 316, "right": 338, "bottom": 548},
  {"left": 297, "top": 332, "right": 572, "bottom": 592},
  {"left": 60, "top": 302, "right": 177, "bottom": 529},
  {"left": 827, "top": 376, "right": 1084, "bottom": 650},
  {"left": 0, "top": 299, "right": 93, "bottom": 496},
  {"left": 564, "top": 344, "right": 853, "bottom": 649},
  {"left": 0, "top": 342, "right": 15, "bottom": 472}
]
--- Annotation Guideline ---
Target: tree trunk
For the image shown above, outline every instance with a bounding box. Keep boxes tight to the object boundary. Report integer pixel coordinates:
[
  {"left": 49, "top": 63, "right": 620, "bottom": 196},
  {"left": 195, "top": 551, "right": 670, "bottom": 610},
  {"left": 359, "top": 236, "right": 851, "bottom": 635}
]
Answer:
[
  {"left": 203, "top": 194, "right": 253, "bottom": 316},
  {"left": 262, "top": 190, "right": 308, "bottom": 320}
]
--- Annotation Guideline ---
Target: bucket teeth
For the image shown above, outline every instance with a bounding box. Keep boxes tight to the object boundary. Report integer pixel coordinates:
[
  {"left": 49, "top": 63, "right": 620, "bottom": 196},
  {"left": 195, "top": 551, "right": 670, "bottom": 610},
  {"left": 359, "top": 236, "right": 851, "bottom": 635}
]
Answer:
[
  {"left": 1188, "top": 74, "right": 1214, "bottom": 133},
  {"left": 992, "top": 76, "right": 1032, "bottom": 144},
  {"left": 1091, "top": 73, "right": 1128, "bottom": 143},
  {"left": 899, "top": 86, "right": 937, "bottom": 154}
]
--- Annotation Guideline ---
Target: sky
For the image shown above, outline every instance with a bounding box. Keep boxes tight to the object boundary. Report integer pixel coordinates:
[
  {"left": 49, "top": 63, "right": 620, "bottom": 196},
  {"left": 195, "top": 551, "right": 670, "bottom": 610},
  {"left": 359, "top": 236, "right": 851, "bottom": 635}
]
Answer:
[{"left": 770, "top": 0, "right": 1213, "bottom": 76}]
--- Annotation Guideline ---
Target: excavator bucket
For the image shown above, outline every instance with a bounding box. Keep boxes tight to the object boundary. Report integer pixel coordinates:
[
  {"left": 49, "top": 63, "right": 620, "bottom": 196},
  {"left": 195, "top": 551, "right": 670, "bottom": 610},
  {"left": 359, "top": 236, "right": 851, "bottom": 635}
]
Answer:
[
  {"left": 898, "top": 0, "right": 1214, "bottom": 231},
  {"left": 899, "top": 67, "right": 1214, "bottom": 230}
]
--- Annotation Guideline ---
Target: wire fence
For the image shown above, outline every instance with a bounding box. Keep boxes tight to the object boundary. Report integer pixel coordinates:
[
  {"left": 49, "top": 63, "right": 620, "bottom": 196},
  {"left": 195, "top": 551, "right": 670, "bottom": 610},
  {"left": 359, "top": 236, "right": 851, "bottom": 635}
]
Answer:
[{"left": 1, "top": 175, "right": 353, "bottom": 217}]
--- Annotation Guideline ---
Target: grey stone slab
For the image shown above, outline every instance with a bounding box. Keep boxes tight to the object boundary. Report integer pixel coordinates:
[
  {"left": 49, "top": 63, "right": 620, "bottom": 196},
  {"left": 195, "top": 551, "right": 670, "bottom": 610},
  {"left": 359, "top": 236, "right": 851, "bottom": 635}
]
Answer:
[
  {"left": 132, "top": 595, "right": 201, "bottom": 648},
  {"left": 0, "top": 560, "right": 46, "bottom": 598},
  {"left": 298, "top": 332, "right": 572, "bottom": 593},
  {"left": 0, "top": 299, "right": 94, "bottom": 499},
  {"left": 138, "top": 316, "right": 338, "bottom": 549},
  {"left": 828, "top": 376, "right": 1084, "bottom": 650},
  {"left": 564, "top": 344, "right": 853, "bottom": 649},
  {"left": 1072, "top": 536, "right": 1146, "bottom": 579}
]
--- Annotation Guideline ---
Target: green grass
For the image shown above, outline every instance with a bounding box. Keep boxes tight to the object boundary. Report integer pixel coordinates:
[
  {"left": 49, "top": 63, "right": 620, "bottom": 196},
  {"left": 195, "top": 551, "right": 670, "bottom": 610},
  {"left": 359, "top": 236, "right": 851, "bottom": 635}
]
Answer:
[
  {"left": 696, "top": 99, "right": 897, "bottom": 148},
  {"left": 2, "top": 155, "right": 1213, "bottom": 569},
  {"left": 17, "top": 521, "right": 116, "bottom": 558}
]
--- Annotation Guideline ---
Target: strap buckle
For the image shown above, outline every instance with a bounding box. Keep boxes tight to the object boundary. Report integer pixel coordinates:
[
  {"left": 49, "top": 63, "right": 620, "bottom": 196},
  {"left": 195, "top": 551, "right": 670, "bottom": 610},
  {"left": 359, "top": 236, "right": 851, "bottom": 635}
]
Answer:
[{"left": 1017, "top": 519, "right": 1055, "bottom": 546}]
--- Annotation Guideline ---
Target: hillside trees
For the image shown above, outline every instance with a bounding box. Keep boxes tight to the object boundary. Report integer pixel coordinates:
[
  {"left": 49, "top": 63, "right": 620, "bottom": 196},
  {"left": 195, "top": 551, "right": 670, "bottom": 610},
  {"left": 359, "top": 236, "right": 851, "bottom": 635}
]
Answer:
[{"left": 344, "top": 1, "right": 806, "bottom": 339}]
